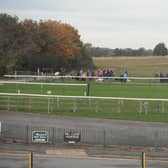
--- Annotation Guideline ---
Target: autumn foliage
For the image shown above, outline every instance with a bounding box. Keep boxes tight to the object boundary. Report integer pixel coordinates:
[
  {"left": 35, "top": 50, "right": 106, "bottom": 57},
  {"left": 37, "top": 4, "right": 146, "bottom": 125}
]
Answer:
[
  {"left": 42, "top": 20, "right": 81, "bottom": 59},
  {"left": 20, "top": 19, "right": 81, "bottom": 59}
]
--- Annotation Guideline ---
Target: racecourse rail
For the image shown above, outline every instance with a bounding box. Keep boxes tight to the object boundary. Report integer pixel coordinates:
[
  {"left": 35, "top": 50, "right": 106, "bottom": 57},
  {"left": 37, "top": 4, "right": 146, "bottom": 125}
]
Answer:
[
  {"left": 0, "top": 81, "right": 87, "bottom": 86},
  {"left": 4, "top": 74, "right": 168, "bottom": 80},
  {"left": 0, "top": 92, "right": 168, "bottom": 122},
  {"left": 0, "top": 92, "right": 168, "bottom": 101}
]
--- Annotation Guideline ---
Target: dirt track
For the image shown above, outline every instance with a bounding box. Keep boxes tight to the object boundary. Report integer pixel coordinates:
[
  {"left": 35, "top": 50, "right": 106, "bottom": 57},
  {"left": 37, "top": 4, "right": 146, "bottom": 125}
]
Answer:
[{"left": 0, "top": 111, "right": 168, "bottom": 129}]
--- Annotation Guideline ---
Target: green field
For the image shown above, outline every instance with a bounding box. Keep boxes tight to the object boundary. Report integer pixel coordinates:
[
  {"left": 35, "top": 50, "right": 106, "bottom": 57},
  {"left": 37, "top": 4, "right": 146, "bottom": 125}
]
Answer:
[
  {"left": 0, "top": 82, "right": 87, "bottom": 96},
  {"left": 1, "top": 82, "right": 168, "bottom": 98},
  {"left": 0, "top": 81, "right": 168, "bottom": 123}
]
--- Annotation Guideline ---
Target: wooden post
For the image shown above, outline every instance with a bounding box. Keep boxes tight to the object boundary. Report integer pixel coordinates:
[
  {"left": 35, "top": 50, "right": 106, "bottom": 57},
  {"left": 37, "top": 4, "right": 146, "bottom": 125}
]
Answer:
[
  {"left": 28, "top": 152, "right": 33, "bottom": 168},
  {"left": 142, "top": 152, "right": 146, "bottom": 168}
]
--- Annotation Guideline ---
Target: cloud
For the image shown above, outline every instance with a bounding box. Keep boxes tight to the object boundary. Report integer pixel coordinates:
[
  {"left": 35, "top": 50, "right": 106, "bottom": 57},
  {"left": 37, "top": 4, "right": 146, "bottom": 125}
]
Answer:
[
  {"left": 1, "top": 0, "right": 168, "bottom": 48},
  {"left": 81, "top": 31, "right": 168, "bottom": 48}
]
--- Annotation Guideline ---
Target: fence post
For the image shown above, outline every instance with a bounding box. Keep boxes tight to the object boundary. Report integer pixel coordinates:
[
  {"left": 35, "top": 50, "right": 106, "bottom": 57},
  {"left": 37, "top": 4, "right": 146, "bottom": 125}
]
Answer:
[
  {"left": 7, "top": 96, "right": 10, "bottom": 111},
  {"left": 52, "top": 127, "right": 55, "bottom": 144},
  {"left": 86, "top": 81, "right": 90, "bottom": 96},
  {"left": 142, "top": 152, "right": 146, "bottom": 168},
  {"left": 26, "top": 125, "right": 29, "bottom": 143},
  {"left": 143, "top": 102, "right": 148, "bottom": 114},
  {"left": 28, "top": 151, "right": 33, "bottom": 168},
  {"left": 48, "top": 97, "right": 50, "bottom": 114},
  {"left": 28, "top": 97, "right": 32, "bottom": 112},
  {"left": 57, "top": 97, "right": 60, "bottom": 110},
  {"left": 118, "top": 100, "right": 123, "bottom": 113},
  {"left": 139, "top": 101, "right": 143, "bottom": 113},
  {"left": 95, "top": 99, "right": 99, "bottom": 112},
  {"left": 89, "top": 98, "right": 91, "bottom": 107},
  {"left": 103, "top": 129, "right": 106, "bottom": 147},
  {"left": 161, "top": 101, "right": 164, "bottom": 113},
  {"left": 73, "top": 98, "right": 77, "bottom": 112}
]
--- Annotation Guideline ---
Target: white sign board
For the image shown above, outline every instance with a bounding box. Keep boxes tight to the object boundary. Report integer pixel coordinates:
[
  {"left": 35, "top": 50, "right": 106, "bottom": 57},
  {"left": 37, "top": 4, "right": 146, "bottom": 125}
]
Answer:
[
  {"left": 64, "top": 132, "right": 80, "bottom": 144},
  {"left": 32, "top": 131, "right": 48, "bottom": 143}
]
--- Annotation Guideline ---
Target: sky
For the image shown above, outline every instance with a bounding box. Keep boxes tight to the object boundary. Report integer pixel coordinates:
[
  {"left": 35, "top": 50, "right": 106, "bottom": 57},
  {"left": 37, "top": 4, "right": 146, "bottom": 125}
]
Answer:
[{"left": 1, "top": 0, "right": 168, "bottom": 49}]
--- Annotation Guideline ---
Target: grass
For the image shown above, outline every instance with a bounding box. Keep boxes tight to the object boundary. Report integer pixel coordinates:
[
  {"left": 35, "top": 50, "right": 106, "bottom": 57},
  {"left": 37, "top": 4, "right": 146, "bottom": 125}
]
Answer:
[
  {"left": 93, "top": 56, "right": 168, "bottom": 77},
  {"left": 0, "top": 81, "right": 168, "bottom": 123},
  {"left": 0, "top": 82, "right": 87, "bottom": 96},
  {"left": 1, "top": 82, "right": 168, "bottom": 98},
  {"left": 90, "top": 82, "right": 168, "bottom": 98}
]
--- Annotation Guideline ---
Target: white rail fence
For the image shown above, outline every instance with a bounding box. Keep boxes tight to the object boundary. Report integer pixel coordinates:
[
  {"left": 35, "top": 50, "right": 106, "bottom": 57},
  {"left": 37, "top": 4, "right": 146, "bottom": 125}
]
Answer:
[
  {"left": 4, "top": 74, "right": 168, "bottom": 85},
  {"left": 4, "top": 74, "right": 168, "bottom": 80},
  {"left": 0, "top": 93, "right": 167, "bottom": 115}
]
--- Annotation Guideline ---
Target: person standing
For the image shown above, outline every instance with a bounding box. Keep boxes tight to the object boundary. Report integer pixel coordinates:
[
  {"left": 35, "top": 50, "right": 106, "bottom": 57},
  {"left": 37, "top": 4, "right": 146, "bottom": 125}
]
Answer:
[{"left": 123, "top": 71, "right": 128, "bottom": 82}]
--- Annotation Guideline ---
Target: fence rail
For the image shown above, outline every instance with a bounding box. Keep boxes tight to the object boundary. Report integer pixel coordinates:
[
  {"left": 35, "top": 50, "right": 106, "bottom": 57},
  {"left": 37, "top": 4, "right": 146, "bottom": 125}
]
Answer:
[
  {"left": 1, "top": 92, "right": 168, "bottom": 101},
  {"left": 0, "top": 81, "right": 87, "bottom": 86},
  {"left": 0, "top": 93, "right": 168, "bottom": 122},
  {"left": 4, "top": 74, "right": 168, "bottom": 85},
  {"left": 0, "top": 93, "right": 167, "bottom": 113},
  {"left": 4, "top": 74, "right": 168, "bottom": 80}
]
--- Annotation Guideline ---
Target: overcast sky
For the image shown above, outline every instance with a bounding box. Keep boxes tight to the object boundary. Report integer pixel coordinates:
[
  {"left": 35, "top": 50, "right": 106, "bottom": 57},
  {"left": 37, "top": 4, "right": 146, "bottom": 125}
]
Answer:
[{"left": 1, "top": 0, "right": 168, "bottom": 49}]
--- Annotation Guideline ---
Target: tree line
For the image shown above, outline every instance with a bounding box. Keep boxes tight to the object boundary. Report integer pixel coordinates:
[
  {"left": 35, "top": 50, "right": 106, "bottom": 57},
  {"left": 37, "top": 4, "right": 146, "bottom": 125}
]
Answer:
[
  {"left": 85, "top": 43, "right": 168, "bottom": 57},
  {"left": 0, "top": 13, "right": 94, "bottom": 76}
]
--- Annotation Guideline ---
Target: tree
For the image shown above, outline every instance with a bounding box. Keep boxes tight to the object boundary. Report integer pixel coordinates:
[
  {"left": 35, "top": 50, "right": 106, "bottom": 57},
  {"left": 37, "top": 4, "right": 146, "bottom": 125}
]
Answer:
[
  {"left": 153, "top": 43, "right": 168, "bottom": 56},
  {"left": 0, "top": 13, "right": 23, "bottom": 74},
  {"left": 20, "top": 19, "right": 40, "bottom": 54},
  {"left": 41, "top": 20, "right": 81, "bottom": 59},
  {"left": 0, "top": 15, "right": 40, "bottom": 74},
  {"left": 0, "top": 13, "right": 95, "bottom": 75},
  {"left": 113, "top": 48, "right": 122, "bottom": 56}
]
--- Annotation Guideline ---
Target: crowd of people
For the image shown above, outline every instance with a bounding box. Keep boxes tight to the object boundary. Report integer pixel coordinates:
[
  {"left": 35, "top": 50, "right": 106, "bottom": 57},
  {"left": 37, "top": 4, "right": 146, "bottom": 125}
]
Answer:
[
  {"left": 71, "top": 68, "right": 128, "bottom": 83},
  {"left": 154, "top": 72, "right": 168, "bottom": 83}
]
